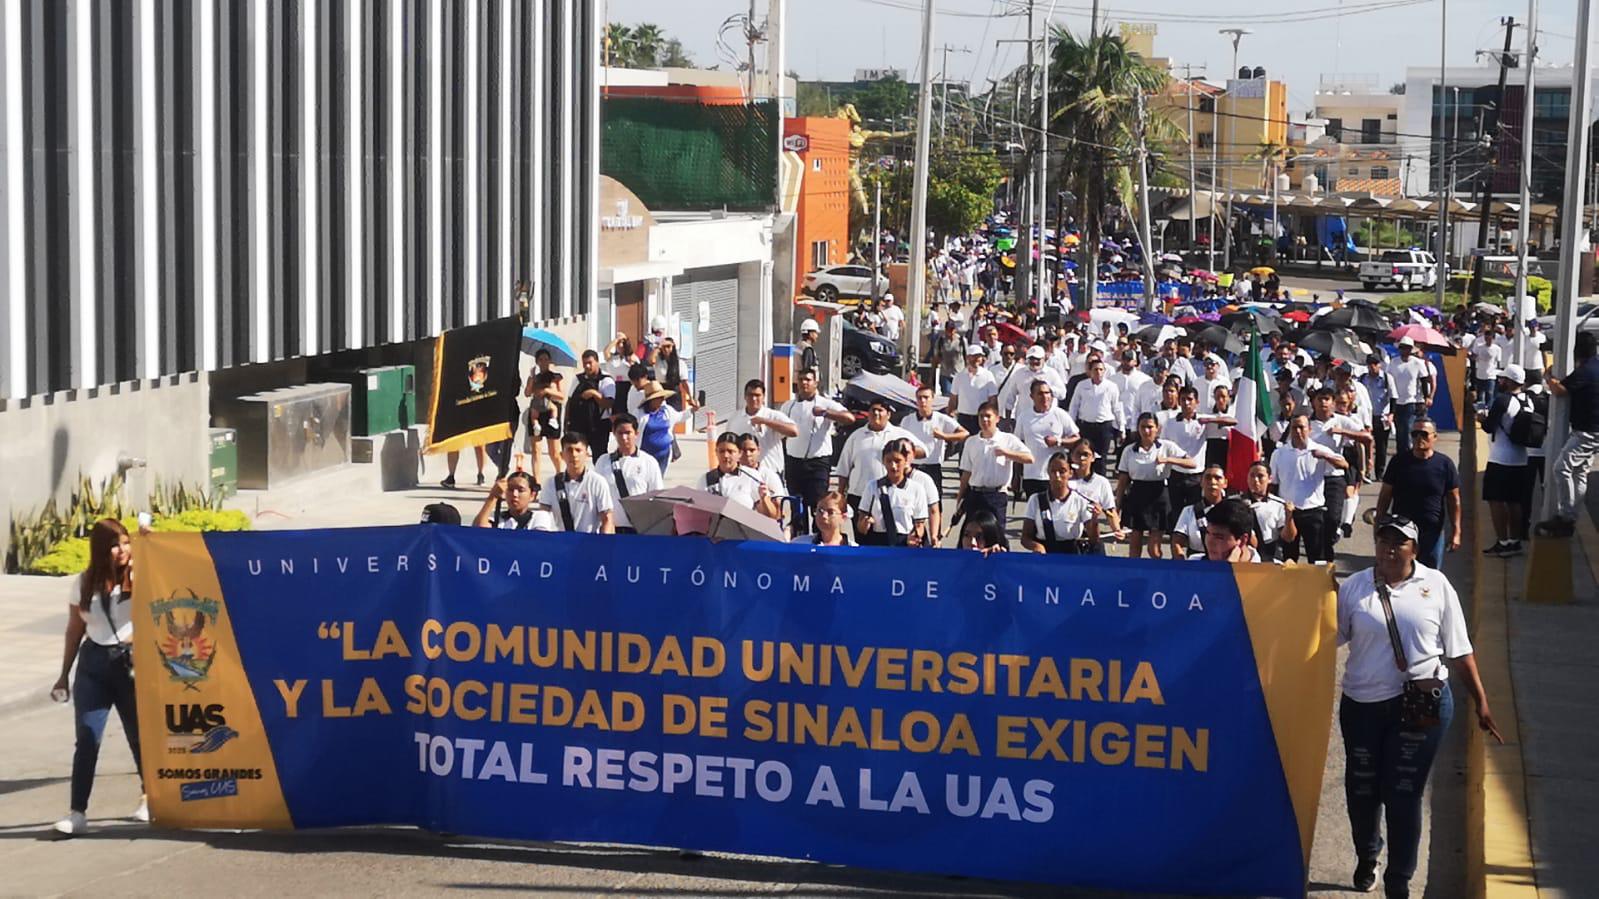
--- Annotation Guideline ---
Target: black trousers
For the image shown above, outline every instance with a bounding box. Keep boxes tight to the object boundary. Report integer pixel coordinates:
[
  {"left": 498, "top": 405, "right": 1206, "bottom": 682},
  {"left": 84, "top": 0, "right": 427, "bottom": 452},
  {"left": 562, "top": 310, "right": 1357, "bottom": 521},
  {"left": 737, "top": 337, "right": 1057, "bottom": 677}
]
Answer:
[
  {"left": 915, "top": 463, "right": 943, "bottom": 496},
  {"left": 961, "top": 488, "right": 1008, "bottom": 523},
  {"left": 784, "top": 456, "right": 833, "bottom": 537},
  {"left": 1322, "top": 475, "right": 1348, "bottom": 554},
  {"left": 1285, "top": 507, "right": 1329, "bottom": 563},
  {"left": 1079, "top": 421, "right": 1117, "bottom": 475}
]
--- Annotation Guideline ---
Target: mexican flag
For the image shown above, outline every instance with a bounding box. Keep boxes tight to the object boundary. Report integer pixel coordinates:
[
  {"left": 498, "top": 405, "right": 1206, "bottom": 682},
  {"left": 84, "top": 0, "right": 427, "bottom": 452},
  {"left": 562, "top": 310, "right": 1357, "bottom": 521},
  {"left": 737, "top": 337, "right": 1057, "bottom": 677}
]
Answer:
[{"left": 1226, "top": 324, "right": 1276, "bottom": 491}]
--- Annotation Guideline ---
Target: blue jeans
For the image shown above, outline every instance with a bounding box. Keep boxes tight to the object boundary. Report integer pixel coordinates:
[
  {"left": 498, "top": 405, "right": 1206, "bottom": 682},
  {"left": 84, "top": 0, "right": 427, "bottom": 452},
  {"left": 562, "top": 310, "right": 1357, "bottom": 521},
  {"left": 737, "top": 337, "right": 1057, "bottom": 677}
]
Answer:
[
  {"left": 1473, "top": 378, "right": 1496, "bottom": 411},
  {"left": 1392, "top": 403, "right": 1420, "bottom": 455},
  {"left": 71, "top": 641, "right": 142, "bottom": 813},
  {"left": 1416, "top": 520, "right": 1446, "bottom": 570},
  {"left": 1339, "top": 683, "right": 1455, "bottom": 894}
]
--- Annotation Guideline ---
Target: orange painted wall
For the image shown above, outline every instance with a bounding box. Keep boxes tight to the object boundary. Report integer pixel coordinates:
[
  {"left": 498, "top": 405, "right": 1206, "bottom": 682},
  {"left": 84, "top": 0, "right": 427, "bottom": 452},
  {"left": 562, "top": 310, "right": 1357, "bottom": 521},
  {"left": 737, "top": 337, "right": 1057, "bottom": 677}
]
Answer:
[{"left": 785, "top": 117, "right": 851, "bottom": 299}]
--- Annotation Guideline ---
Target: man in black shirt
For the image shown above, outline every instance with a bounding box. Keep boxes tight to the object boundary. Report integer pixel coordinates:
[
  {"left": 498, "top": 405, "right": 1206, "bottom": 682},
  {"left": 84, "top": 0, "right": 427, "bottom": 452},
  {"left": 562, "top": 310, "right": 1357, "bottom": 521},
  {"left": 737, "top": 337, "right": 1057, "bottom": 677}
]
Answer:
[
  {"left": 1375, "top": 417, "right": 1460, "bottom": 568},
  {"left": 1540, "top": 331, "right": 1599, "bottom": 535}
]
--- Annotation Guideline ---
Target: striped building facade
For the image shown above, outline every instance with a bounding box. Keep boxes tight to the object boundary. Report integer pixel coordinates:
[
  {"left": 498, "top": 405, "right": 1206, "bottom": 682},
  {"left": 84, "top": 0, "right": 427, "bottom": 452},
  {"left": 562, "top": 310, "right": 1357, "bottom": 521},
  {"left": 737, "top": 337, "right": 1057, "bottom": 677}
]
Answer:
[{"left": 0, "top": 0, "right": 599, "bottom": 402}]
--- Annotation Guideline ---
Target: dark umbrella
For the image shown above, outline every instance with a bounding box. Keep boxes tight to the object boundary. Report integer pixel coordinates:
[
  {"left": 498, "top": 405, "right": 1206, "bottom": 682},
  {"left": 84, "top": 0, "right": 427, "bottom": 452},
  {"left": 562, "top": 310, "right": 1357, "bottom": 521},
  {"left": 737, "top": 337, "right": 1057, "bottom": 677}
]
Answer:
[
  {"left": 1221, "top": 309, "right": 1283, "bottom": 335},
  {"left": 1313, "top": 304, "right": 1390, "bottom": 333},
  {"left": 1299, "top": 328, "right": 1367, "bottom": 364},
  {"left": 1193, "top": 324, "right": 1247, "bottom": 355}
]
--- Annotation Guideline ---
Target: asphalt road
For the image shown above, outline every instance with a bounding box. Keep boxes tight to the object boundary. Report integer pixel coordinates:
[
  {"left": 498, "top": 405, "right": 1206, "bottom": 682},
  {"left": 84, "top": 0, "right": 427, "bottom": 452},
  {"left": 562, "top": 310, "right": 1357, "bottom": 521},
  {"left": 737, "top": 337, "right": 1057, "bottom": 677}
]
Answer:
[{"left": 0, "top": 444, "right": 1471, "bottom": 898}]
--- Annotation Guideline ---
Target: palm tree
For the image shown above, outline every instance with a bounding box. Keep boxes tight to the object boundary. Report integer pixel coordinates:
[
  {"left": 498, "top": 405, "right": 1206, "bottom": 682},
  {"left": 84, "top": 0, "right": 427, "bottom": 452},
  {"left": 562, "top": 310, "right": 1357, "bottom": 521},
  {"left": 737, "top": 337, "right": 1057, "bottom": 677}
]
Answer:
[
  {"left": 604, "top": 23, "right": 634, "bottom": 68},
  {"left": 631, "top": 23, "right": 666, "bottom": 68},
  {"left": 1047, "top": 26, "right": 1171, "bottom": 309}
]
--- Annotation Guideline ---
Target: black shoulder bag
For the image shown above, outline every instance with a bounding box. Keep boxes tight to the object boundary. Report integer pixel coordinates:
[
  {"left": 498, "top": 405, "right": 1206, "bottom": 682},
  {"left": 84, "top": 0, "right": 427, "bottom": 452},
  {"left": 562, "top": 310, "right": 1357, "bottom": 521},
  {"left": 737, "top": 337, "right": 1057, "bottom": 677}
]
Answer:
[
  {"left": 609, "top": 452, "right": 631, "bottom": 499},
  {"left": 99, "top": 588, "right": 134, "bottom": 677},
  {"left": 553, "top": 473, "right": 576, "bottom": 531},
  {"left": 1376, "top": 580, "right": 1445, "bottom": 728}
]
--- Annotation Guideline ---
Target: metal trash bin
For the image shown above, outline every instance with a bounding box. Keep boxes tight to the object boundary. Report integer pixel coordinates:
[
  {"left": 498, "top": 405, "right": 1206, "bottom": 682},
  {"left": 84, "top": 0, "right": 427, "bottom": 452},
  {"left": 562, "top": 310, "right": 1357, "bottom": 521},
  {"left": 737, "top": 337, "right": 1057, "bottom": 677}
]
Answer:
[{"left": 213, "top": 384, "right": 352, "bottom": 489}]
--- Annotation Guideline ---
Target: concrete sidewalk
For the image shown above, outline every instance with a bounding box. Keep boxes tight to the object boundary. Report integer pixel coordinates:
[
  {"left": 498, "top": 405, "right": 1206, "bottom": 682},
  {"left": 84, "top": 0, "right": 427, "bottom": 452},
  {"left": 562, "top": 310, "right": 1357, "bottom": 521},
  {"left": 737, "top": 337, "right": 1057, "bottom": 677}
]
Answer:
[{"left": 1465, "top": 429, "right": 1599, "bottom": 899}]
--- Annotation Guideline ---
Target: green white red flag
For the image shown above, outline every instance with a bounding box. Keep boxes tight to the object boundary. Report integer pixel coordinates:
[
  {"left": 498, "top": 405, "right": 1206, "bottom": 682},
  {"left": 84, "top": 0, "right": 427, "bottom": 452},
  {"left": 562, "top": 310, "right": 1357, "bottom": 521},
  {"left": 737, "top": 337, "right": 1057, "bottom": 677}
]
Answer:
[{"left": 1226, "top": 324, "right": 1276, "bottom": 490}]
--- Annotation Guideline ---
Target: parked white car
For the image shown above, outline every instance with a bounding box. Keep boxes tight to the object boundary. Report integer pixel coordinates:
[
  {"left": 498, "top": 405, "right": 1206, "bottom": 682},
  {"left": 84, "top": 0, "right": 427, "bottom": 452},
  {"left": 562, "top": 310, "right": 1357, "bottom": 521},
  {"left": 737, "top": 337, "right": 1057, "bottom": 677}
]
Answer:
[
  {"left": 1360, "top": 250, "right": 1440, "bottom": 291},
  {"left": 802, "top": 265, "right": 889, "bottom": 303}
]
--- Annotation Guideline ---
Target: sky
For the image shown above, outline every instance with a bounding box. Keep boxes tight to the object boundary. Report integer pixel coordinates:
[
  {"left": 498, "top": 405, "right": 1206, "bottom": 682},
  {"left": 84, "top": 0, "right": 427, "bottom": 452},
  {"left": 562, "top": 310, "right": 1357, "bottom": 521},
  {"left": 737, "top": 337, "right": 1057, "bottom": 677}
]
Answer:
[{"left": 606, "top": 0, "right": 1595, "bottom": 117}]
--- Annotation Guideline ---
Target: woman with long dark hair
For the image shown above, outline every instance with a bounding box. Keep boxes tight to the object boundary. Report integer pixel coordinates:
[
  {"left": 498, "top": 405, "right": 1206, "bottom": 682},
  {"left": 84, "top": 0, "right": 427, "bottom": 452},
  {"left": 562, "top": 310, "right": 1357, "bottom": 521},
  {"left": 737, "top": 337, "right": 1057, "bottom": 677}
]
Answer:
[{"left": 51, "top": 519, "right": 144, "bottom": 836}]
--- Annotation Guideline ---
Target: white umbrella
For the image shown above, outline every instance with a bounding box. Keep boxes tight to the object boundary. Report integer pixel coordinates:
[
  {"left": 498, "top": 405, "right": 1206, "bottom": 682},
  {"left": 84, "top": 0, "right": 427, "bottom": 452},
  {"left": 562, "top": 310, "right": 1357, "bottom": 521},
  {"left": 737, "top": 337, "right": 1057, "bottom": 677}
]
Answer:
[{"left": 1089, "top": 307, "right": 1139, "bottom": 328}]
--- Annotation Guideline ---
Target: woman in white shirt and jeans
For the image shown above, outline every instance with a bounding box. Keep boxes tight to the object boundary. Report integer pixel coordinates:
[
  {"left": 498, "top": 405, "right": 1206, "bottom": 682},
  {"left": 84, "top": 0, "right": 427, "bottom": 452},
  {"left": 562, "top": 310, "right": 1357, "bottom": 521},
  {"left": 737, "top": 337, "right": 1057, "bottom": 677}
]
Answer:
[
  {"left": 51, "top": 518, "right": 146, "bottom": 835},
  {"left": 1336, "top": 515, "right": 1500, "bottom": 896}
]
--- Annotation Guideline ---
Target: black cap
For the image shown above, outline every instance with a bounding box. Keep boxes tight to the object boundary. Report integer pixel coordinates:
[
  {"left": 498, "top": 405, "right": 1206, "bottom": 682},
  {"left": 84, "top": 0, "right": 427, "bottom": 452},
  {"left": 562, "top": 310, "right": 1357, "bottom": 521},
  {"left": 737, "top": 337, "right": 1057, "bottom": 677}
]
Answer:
[{"left": 421, "top": 503, "right": 462, "bottom": 526}]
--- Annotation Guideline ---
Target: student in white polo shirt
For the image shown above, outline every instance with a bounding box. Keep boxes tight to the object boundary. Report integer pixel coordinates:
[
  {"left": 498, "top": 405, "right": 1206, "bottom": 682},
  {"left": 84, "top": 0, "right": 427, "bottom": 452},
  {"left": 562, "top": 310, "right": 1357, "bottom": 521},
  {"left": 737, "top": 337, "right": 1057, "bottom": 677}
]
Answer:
[
  {"left": 1270, "top": 412, "right": 1349, "bottom": 563},
  {"left": 902, "top": 384, "right": 967, "bottom": 491},
  {"left": 1189, "top": 497, "right": 1264, "bottom": 562},
  {"left": 1170, "top": 465, "right": 1231, "bottom": 559},
  {"left": 836, "top": 399, "right": 926, "bottom": 511},
  {"left": 473, "top": 470, "right": 557, "bottom": 532},
  {"left": 721, "top": 379, "right": 799, "bottom": 479},
  {"left": 1116, "top": 411, "right": 1202, "bottom": 559},
  {"left": 957, "top": 400, "right": 1033, "bottom": 524},
  {"left": 1389, "top": 338, "right": 1432, "bottom": 453},
  {"left": 780, "top": 368, "right": 855, "bottom": 536},
  {"left": 593, "top": 414, "right": 663, "bottom": 534},
  {"left": 1067, "top": 441, "right": 1120, "bottom": 551},
  {"left": 1015, "top": 379, "right": 1080, "bottom": 497},
  {"left": 1020, "top": 451, "right": 1100, "bottom": 554},
  {"left": 855, "top": 441, "right": 930, "bottom": 547},
  {"left": 998, "top": 345, "right": 1067, "bottom": 418},
  {"left": 1241, "top": 460, "right": 1297, "bottom": 562},
  {"left": 948, "top": 344, "right": 998, "bottom": 437},
  {"left": 537, "top": 434, "right": 616, "bottom": 534},
  {"left": 700, "top": 432, "right": 782, "bottom": 520}
]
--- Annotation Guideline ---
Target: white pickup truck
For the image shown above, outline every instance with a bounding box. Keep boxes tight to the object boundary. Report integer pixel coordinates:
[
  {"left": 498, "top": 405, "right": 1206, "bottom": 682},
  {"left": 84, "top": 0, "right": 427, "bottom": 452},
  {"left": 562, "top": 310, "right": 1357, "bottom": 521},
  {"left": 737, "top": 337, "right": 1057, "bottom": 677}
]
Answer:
[{"left": 1360, "top": 249, "right": 1440, "bottom": 291}]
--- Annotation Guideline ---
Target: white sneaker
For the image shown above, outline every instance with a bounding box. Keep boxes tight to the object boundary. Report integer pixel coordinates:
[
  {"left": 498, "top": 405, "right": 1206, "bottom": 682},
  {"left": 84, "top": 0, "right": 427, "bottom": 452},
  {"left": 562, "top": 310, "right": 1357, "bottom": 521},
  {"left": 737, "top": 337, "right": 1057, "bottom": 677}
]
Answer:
[
  {"left": 53, "top": 811, "right": 87, "bottom": 836},
  {"left": 131, "top": 796, "right": 149, "bottom": 823}
]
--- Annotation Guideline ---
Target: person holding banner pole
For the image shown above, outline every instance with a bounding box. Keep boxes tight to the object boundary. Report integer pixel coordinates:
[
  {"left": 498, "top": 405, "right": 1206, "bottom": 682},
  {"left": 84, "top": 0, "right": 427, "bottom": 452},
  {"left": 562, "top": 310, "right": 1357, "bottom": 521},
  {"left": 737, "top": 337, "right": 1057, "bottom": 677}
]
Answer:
[
  {"left": 473, "top": 470, "right": 554, "bottom": 531},
  {"left": 1337, "top": 514, "right": 1500, "bottom": 897},
  {"left": 538, "top": 434, "right": 616, "bottom": 534},
  {"left": 1191, "top": 497, "right": 1264, "bottom": 563}
]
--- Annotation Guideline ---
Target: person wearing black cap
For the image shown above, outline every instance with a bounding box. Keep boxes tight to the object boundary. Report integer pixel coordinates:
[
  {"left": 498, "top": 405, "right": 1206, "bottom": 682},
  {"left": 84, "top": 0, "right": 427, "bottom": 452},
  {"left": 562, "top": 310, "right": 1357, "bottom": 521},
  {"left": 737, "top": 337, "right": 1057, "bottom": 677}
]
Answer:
[
  {"left": 1336, "top": 514, "right": 1500, "bottom": 897},
  {"left": 420, "top": 503, "right": 462, "bottom": 526}
]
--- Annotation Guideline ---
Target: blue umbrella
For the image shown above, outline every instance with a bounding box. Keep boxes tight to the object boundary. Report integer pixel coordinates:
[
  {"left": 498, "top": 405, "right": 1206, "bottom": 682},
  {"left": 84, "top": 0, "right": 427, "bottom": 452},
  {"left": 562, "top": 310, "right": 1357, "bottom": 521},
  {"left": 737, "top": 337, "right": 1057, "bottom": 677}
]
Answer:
[
  {"left": 1138, "top": 311, "right": 1172, "bottom": 325},
  {"left": 520, "top": 327, "right": 578, "bottom": 366}
]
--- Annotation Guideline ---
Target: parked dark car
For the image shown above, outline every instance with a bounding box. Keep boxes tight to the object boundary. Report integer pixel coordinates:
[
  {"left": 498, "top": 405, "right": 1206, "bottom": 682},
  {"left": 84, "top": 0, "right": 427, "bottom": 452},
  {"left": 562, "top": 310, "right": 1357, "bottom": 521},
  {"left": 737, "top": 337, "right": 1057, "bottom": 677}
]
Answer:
[{"left": 840, "top": 319, "right": 900, "bottom": 378}]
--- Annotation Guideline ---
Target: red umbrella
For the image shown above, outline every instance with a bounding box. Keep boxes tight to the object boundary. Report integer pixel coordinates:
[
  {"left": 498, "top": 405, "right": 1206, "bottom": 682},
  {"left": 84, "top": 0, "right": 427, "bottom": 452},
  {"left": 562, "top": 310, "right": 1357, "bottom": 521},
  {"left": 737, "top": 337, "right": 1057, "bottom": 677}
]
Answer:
[
  {"left": 1282, "top": 310, "right": 1311, "bottom": 323},
  {"left": 1174, "top": 315, "right": 1208, "bottom": 326},
  {"left": 1388, "top": 323, "right": 1451, "bottom": 349},
  {"left": 993, "top": 321, "right": 1033, "bottom": 346}
]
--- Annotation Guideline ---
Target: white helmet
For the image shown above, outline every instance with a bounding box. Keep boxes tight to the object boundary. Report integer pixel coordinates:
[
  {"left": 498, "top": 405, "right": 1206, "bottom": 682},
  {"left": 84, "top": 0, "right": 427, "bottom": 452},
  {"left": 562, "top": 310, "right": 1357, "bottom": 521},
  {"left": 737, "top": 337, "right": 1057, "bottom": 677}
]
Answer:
[
  {"left": 799, "top": 318, "right": 821, "bottom": 334},
  {"left": 649, "top": 315, "right": 668, "bottom": 333}
]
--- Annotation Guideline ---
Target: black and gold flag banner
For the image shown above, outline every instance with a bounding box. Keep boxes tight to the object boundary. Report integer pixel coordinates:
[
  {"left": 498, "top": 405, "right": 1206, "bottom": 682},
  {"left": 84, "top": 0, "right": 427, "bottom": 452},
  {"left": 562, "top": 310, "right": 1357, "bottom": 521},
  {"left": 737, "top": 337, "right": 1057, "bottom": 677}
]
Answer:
[{"left": 425, "top": 316, "right": 522, "bottom": 455}]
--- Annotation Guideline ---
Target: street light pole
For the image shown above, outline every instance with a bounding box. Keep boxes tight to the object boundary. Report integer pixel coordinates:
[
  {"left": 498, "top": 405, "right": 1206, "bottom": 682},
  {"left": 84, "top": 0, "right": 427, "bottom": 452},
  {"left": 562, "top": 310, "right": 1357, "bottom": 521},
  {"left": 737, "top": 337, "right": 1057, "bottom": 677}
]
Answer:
[
  {"left": 1543, "top": 0, "right": 1594, "bottom": 522},
  {"left": 1512, "top": 0, "right": 1537, "bottom": 364},
  {"left": 906, "top": 0, "right": 937, "bottom": 369},
  {"left": 1036, "top": 21, "right": 1050, "bottom": 313},
  {"left": 1434, "top": 0, "right": 1450, "bottom": 308},
  {"left": 1209, "top": 85, "right": 1220, "bottom": 272},
  {"left": 1219, "top": 28, "right": 1250, "bottom": 271}
]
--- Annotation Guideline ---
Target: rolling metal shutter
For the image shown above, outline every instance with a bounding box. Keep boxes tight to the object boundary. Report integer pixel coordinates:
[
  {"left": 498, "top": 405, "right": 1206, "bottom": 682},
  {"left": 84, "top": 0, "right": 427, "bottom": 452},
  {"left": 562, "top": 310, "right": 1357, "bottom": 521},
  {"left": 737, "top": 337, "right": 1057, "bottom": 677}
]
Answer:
[{"left": 671, "top": 265, "right": 741, "bottom": 419}]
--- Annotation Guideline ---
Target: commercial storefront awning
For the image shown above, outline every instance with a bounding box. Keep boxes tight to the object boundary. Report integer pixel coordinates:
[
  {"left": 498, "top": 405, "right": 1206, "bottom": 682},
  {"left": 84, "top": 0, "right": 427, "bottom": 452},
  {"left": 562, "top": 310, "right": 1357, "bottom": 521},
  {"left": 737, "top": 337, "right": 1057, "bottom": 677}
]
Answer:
[{"left": 601, "top": 261, "right": 684, "bottom": 286}]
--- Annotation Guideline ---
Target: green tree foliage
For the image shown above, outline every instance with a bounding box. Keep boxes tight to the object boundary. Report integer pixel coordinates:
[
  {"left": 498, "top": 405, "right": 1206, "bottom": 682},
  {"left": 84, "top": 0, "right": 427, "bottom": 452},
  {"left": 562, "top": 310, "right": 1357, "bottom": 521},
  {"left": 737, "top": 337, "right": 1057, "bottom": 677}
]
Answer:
[
  {"left": 853, "top": 75, "right": 914, "bottom": 125},
  {"left": 855, "top": 140, "right": 1004, "bottom": 244},
  {"left": 604, "top": 22, "right": 692, "bottom": 69}
]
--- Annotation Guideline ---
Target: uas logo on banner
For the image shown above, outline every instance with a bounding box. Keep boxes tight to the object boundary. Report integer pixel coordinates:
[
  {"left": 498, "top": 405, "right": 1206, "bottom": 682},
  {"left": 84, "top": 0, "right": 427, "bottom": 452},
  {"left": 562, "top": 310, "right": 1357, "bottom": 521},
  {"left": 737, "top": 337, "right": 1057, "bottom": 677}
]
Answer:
[{"left": 133, "top": 528, "right": 1337, "bottom": 897}]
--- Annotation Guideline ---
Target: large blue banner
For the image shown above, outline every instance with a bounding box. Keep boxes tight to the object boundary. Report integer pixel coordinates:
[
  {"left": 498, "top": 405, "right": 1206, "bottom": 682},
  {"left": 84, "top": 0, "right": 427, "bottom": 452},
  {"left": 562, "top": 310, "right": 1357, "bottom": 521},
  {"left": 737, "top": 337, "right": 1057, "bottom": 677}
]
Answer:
[{"left": 133, "top": 528, "right": 1337, "bottom": 897}]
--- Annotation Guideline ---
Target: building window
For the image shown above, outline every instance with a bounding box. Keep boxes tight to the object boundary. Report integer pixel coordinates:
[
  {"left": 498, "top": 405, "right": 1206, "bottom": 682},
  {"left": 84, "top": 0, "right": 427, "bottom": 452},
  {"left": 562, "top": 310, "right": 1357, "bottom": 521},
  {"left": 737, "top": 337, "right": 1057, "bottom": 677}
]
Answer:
[
  {"left": 1196, "top": 132, "right": 1214, "bottom": 149},
  {"left": 1371, "top": 166, "right": 1390, "bottom": 180},
  {"left": 811, "top": 240, "right": 829, "bottom": 269},
  {"left": 812, "top": 157, "right": 823, "bottom": 172},
  {"left": 1361, "top": 118, "right": 1381, "bottom": 144},
  {"left": 1348, "top": 167, "right": 1360, "bottom": 176},
  {"left": 1326, "top": 117, "right": 1343, "bottom": 141},
  {"left": 1198, "top": 97, "right": 1215, "bottom": 113}
]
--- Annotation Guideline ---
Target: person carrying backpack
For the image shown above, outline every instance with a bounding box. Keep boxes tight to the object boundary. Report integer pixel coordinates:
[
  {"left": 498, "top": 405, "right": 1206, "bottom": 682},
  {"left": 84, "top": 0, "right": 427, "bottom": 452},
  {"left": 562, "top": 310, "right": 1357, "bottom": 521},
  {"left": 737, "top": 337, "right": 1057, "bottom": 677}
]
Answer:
[{"left": 1477, "top": 364, "right": 1532, "bottom": 557}]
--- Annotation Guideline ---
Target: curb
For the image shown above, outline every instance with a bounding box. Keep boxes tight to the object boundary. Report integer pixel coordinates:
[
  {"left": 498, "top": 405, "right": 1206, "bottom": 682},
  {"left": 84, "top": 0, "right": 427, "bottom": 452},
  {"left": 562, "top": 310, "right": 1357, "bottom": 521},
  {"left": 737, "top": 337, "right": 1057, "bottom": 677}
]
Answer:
[{"left": 1465, "top": 428, "right": 1539, "bottom": 898}]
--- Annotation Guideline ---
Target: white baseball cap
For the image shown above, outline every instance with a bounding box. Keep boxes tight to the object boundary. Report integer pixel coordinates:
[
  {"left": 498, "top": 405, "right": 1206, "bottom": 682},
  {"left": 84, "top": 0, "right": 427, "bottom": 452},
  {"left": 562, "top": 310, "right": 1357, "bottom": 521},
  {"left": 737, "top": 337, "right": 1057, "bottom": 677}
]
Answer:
[
  {"left": 1502, "top": 363, "right": 1526, "bottom": 385},
  {"left": 966, "top": 344, "right": 987, "bottom": 356},
  {"left": 1026, "top": 346, "right": 1046, "bottom": 360}
]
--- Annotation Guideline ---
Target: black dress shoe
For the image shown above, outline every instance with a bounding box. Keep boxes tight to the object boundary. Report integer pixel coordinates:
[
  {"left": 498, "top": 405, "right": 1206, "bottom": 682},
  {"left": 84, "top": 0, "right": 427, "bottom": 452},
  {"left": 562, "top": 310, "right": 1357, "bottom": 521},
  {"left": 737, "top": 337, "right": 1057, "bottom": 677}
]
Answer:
[{"left": 1353, "top": 858, "right": 1378, "bottom": 892}]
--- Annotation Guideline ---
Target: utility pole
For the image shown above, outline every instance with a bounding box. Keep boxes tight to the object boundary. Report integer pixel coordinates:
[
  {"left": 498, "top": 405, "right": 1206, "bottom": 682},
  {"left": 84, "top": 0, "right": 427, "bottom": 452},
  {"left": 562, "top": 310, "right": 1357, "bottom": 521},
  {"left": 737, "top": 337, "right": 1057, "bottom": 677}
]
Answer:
[
  {"left": 1434, "top": 0, "right": 1449, "bottom": 308},
  {"left": 873, "top": 176, "right": 883, "bottom": 305},
  {"left": 1135, "top": 91, "right": 1159, "bottom": 310},
  {"left": 770, "top": 0, "right": 786, "bottom": 210},
  {"left": 1178, "top": 63, "right": 1205, "bottom": 266},
  {"left": 1468, "top": 18, "right": 1518, "bottom": 304},
  {"left": 1209, "top": 85, "right": 1220, "bottom": 272},
  {"left": 906, "top": 0, "right": 936, "bottom": 369},
  {"left": 937, "top": 44, "right": 971, "bottom": 141},
  {"left": 1036, "top": 22, "right": 1050, "bottom": 313},
  {"left": 1015, "top": 2, "right": 1035, "bottom": 305},
  {"left": 1218, "top": 28, "right": 1251, "bottom": 271},
  {"left": 1512, "top": 0, "right": 1537, "bottom": 364},
  {"left": 1542, "top": 0, "right": 1594, "bottom": 523}
]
